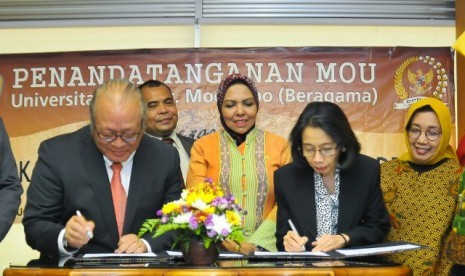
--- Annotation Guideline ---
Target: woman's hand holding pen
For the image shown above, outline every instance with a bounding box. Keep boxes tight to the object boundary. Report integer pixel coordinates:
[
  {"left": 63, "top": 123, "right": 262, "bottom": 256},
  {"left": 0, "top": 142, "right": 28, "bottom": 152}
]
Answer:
[
  {"left": 283, "top": 230, "right": 308, "bottom": 252},
  {"left": 65, "top": 212, "right": 95, "bottom": 249}
]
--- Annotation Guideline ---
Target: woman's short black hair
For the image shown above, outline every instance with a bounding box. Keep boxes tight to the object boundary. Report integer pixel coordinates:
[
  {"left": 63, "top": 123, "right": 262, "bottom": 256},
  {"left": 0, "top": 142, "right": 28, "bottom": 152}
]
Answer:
[{"left": 289, "top": 101, "right": 360, "bottom": 170}]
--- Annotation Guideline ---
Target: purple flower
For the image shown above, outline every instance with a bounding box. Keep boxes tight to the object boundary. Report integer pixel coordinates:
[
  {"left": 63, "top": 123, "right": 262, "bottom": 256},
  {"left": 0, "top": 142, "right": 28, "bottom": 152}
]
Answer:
[
  {"left": 161, "top": 215, "right": 169, "bottom": 224},
  {"left": 189, "top": 216, "right": 198, "bottom": 230},
  {"left": 212, "top": 197, "right": 229, "bottom": 209},
  {"left": 205, "top": 215, "right": 214, "bottom": 227},
  {"left": 156, "top": 210, "right": 163, "bottom": 216},
  {"left": 207, "top": 229, "right": 217, "bottom": 238},
  {"left": 204, "top": 177, "right": 213, "bottom": 184}
]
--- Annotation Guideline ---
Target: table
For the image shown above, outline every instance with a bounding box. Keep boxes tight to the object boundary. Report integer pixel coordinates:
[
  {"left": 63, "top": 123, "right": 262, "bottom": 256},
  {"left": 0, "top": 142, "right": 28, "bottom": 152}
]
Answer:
[{"left": 4, "top": 261, "right": 412, "bottom": 276}]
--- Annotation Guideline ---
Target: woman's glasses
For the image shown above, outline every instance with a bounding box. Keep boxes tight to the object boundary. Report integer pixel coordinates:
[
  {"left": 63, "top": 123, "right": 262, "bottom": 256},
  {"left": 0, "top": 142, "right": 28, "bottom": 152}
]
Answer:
[
  {"left": 407, "top": 128, "right": 441, "bottom": 141},
  {"left": 298, "top": 145, "right": 339, "bottom": 157}
]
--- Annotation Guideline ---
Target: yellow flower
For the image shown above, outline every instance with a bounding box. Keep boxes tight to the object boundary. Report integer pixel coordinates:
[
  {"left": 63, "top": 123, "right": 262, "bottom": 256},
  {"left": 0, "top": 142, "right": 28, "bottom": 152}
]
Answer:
[
  {"left": 226, "top": 210, "right": 241, "bottom": 226},
  {"left": 186, "top": 188, "right": 216, "bottom": 204},
  {"left": 162, "top": 202, "right": 180, "bottom": 214},
  {"left": 204, "top": 206, "right": 215, "bottom": 215}
]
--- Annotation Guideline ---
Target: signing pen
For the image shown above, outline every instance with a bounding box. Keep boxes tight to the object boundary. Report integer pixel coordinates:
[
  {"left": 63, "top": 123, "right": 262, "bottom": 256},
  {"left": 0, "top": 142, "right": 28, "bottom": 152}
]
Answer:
[
  {"left": 288, "top": 219, "right": 306, "bottom": 251},
  {"left": 76, "top": 210, "right": 94, "bottom": 239}
]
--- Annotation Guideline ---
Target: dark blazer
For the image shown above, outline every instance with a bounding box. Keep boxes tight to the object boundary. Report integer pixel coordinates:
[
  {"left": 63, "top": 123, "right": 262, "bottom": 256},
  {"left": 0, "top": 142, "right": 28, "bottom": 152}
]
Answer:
[
  {"left": 23, "top": 125, "right": 183, "bottom": 259},
  {"left": 177, "top": 134, "right": 195, "bottom": 157},
  {"left": 275, "top": 154, "right": 390, "bottom": 251},
  {"left": 0, "top": 118, "right": 23, "bottom": 242}
]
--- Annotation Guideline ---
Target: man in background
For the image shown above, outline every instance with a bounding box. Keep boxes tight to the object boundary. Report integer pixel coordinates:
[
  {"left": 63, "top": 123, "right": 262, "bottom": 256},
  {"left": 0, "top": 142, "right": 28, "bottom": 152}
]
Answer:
[
  {"left": 139, "top": 80, "right": 194, "bottom": 182},
  {"left": 0, "top": 117, "right": 22, "bottom": 243},
  {"left": 23, "top": 79, "right": 183, "bottom": 259}
]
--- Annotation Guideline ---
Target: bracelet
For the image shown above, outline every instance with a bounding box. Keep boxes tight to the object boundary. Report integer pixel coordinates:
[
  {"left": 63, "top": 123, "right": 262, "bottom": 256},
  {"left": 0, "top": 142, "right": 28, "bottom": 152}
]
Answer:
[
  {"left": 339, "top": 234, "right": 348, "bottom": 245},
  {"left": 63, "top": 234, "right": 68, "bottom": 248}
]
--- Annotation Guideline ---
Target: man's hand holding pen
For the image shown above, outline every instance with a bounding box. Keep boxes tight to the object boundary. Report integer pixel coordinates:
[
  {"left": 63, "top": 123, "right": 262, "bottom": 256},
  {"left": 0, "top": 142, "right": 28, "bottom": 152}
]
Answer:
[{"left": 64, "top": 211, "right": 95, "bottom": 249}]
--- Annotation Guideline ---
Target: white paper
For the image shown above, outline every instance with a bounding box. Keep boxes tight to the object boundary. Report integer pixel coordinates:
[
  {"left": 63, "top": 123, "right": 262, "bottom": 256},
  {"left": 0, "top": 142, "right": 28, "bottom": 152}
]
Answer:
[
  {"left": 336, "top": 244, "right": 421, "bottom": 256},
  {"left": 166, "top": 251, "right": 243, "bottom": 258},
  {"left": 254, "top": 251, "right": 329, "bottom": 257},
  {"left": 219, "top": 253, "right": 244, "bottom": 257},
  {"left": 82, "top": 252, "right": 157, "bottom": 258},
  {"left": 166, "top": 251, "right": 182, "bottom": 256}
]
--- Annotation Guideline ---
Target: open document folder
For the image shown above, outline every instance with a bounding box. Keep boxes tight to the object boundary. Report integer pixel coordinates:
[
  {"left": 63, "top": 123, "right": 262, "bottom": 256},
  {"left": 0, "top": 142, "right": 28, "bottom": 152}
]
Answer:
[
  {"left": 69, "top": 241, "right": 424, "bottom": 265},
  {"left": 250, "top": 241, "right": 425, "bottom": 260}
]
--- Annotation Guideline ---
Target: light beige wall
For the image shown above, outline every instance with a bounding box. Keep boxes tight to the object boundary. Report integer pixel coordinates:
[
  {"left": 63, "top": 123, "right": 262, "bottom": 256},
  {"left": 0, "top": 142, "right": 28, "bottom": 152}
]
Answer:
[
  {"left": 0, "top": 24, "right": 455, "bottom": 271},
  {"left": 201, "top": 25, "right": 455, "bottom": 47},
  {"left": 0, "top": 25, "right": 455, "bottom": 54}
]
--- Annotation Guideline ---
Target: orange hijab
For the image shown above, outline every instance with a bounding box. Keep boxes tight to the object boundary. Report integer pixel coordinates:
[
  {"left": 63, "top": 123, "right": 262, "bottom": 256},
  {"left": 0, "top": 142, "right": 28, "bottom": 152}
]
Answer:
[{"left": 398, "top": 97, "right": 458, "bottom": 165}]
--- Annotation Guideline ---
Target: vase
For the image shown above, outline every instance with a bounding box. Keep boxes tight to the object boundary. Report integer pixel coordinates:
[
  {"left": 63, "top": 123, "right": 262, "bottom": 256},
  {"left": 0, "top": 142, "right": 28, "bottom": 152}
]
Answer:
[{"left": 182, "top": 239, "right": 219, "bottom": 265}]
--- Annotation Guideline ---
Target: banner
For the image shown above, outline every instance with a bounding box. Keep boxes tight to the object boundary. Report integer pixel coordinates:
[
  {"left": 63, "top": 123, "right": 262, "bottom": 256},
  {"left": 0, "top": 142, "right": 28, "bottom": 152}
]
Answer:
[{"left": 0, "top": 47, "right": 455, "bottom": 222}]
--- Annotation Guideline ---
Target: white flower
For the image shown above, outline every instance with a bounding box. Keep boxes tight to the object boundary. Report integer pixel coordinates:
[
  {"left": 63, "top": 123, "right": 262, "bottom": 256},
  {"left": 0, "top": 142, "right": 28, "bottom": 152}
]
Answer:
[
  {"left": 173, "top": 211, "right": 193, "bottom": 224},
  {"left": 207, "top": 214, "right": 232, "bottom": 236},
  {"left": 191, "top": 199, "right": 208, "bottom": 211},
  {"left": 176, "top": 198, "right": 186, "bottom": 206},
  {"left": 181, "top": 189, "right": 189, "bottom": 200}
]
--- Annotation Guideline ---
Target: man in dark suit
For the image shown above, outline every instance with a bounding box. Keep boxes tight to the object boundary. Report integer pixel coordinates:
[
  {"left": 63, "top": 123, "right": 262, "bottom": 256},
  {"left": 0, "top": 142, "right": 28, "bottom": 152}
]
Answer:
[
  {"left": 139, "top": 80, "right": 194, "bottom": 182},
  {"left": 23, "top": 79, "right": 183, "bottom": 259},
  {"left": 0, "top": 117, "right": 22, "bottom": 243}
]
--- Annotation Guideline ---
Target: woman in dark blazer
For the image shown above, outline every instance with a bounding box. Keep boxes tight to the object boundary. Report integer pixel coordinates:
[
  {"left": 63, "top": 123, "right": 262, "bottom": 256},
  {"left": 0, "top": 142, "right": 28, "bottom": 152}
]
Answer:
[{"left": 275, "top": 101, "right": 390, "bottom": 252}]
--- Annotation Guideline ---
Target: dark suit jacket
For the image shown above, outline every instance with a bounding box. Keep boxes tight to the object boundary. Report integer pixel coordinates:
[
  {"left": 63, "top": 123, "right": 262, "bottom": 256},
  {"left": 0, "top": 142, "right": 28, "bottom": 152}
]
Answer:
[
  {"left": 0, "top": 118, "right": 23, "bottom": 242},
  {"left": 177, "top": 134, "right": 194, "bottom": 157},
  {"left": 274, "top": 154, "right": 390, "bottom": 251},
  {"left": 23, "top": 125, "right": 183, "bottom": 259}
]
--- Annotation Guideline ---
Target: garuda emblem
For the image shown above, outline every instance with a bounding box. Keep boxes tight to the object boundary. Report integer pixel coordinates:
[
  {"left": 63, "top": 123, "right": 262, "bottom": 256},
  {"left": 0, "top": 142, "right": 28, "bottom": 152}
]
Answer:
[
  {"left": 407, "top": 68, "right": 433, "bottom": 95},
  {"left": 393, "top": 56, "right": 448, "bottom": 109}
]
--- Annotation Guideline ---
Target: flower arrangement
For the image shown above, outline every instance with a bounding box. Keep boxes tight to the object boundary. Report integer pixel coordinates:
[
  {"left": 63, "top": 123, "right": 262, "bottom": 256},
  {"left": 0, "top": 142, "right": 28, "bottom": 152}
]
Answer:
[{"left": 138, "top": 177, "right": 246, "bottom": 249}]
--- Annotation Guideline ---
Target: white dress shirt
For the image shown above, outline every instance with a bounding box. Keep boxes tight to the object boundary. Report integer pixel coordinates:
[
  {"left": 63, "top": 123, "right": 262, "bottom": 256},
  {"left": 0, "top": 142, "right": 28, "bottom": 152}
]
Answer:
[
  {"left": 148, "top": 132, "right": 189, "bottom": 182},
  {"left": 59, "top": 151, "right": 152, "bottom": 255}
]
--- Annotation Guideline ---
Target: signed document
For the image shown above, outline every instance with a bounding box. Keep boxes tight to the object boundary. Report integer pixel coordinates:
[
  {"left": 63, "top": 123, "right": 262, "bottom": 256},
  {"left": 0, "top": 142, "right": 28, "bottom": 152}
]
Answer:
[
  {"left": 250, "top": 241, "right": 423, "bottom": 260},
  {"left": 166, "top": 250, "right": 244, "bottom": 258},
  {"left": 336, "top": 243, "right": 422, "bottom": 256},
  {"left": 82, "top": 252, "right": 157, "bottom": 258},
  {"left": 254, "top": 251, "right": 329, "bottom": 257}
]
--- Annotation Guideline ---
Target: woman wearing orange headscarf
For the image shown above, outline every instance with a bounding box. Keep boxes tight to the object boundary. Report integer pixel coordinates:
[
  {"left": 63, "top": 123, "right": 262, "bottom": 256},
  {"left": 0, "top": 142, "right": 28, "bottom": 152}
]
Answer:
[
  {"left": 187, "top": 74, "right": 291, "bottom": 254},
  {"left": 381, "top": 97, "right": 461, "bottom": 276}
]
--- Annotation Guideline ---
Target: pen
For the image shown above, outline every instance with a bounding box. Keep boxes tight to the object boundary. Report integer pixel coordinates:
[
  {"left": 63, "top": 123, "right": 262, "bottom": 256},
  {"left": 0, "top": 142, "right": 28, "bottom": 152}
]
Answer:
[
  {"left": 76, "top": 210, "right": 94, "bottom": 239},
  {"left": 288, "top": 219, "right": 306, "bottom": 251}
]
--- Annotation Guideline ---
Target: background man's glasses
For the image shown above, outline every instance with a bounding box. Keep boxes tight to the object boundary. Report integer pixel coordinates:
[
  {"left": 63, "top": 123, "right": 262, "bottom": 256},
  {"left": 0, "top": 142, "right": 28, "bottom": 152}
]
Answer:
[{"left": 407, "top": 129, "right": 441, "bottom": 141}]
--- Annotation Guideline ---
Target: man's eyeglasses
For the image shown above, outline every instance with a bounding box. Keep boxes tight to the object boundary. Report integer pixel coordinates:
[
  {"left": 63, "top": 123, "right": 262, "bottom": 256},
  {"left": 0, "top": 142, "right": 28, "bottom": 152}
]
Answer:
[
  {"left": 94, "top": 121, "right": 143, "bottom": 143},
  {"left": 298, "top": 145, "right": 339, "bottom": 157},
  {"left": 407, "top": 128, "right": 442, "bottom": 141}
]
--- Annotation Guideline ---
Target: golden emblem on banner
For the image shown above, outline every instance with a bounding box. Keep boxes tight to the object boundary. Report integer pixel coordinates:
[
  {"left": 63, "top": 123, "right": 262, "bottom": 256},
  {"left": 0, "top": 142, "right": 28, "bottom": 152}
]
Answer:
[{"left": 393, "top": 56, "right": 448, "bottom": 109}]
